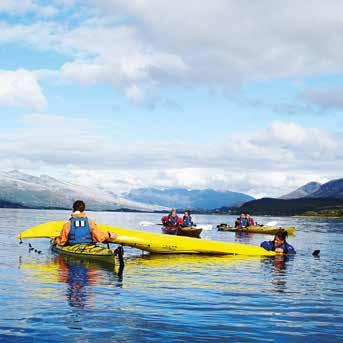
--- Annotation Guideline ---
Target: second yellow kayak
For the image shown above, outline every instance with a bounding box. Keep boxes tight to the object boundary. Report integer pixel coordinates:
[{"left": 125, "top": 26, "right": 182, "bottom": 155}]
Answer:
[{"left": 217, "top": 224, "right": 296, "bottom": 235}]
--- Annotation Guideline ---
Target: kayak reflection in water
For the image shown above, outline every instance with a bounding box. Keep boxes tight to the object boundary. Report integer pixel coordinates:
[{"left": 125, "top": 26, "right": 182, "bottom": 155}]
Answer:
[
  {"left": 260, "top": 230, "right": 296, "bottom": 254},
  {"left": 56, "top": 255, "right": 99, "bottom": 308},
  {"left": 54, "top": 200, "right": 116, "bottom": 246}
]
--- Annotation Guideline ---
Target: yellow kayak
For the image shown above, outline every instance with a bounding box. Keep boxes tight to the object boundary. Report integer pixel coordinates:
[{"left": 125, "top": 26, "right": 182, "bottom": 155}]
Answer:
[
  {"left": 17, "top": 221, "right": 276, "bottom": 257},
  {"left": 51, "top": 243, "right": 116, "bottom": 264},
  {"left": 217, "top": 224, "right": 296, "bottom": 235}
]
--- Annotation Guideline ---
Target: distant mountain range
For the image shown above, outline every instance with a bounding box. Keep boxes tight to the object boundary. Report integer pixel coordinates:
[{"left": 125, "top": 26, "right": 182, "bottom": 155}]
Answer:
[
  {"left": 0, "top": 170, "right": 162, "bottom": 212},
  {"left": 0, "top": 199, "right": 27, "bottom": 209},
  {"left": 1, "top": 170, "right": 342, "bottom": 214},
  {"left": 232, "top": 178, "right": 343, "bottom": 216},
  {"left": 124, "top": 187, "right": 254, "bottom": 210},
  {"left": 0, "top": 171, "right": 254, "bottom": 211},
  {"left": 309, "top": 178, "right": 343, "bottom": 198},
  {"left": 280, "top": 178, "right": 343, "bottom": 200}
]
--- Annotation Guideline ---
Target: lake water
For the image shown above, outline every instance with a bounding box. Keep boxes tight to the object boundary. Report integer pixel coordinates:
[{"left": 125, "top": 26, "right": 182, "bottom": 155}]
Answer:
[{"left": 0, "top": 209, "right": 342, "bottom": 342}]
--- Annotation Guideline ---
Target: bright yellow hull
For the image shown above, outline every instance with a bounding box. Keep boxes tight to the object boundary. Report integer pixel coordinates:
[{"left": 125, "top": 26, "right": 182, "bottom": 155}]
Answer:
[{"left": 17, "top": 221, "right": 276, "bottom": 257}]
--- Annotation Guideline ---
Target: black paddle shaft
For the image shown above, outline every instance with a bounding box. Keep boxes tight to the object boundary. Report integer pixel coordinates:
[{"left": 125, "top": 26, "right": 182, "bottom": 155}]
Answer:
[{"left": 114, "top": 246, "right": 124, "bottom": 277}]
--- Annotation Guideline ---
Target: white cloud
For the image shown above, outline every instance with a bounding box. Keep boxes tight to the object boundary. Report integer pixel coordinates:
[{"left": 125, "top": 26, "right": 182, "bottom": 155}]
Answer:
[
  {"left": 88, "top": 0, "right": 343, "bottom": 81},
  {"left": 0, "top": 0, "right": 57, "bottom": 17},
  {"left": 0, "top": 115, "right": 340, "bottom": 196},
  {"left": 0, "top": 69, "right": 46, "bottom": 109},
  {"left": 301, "top": 87, "right": 343, "bottom": 112},
  {"left": 63, "top": 167, "right": 329, "bottom": 199},
  {"left": 2, "top": 1, "right": 343, "bottom": 103}
]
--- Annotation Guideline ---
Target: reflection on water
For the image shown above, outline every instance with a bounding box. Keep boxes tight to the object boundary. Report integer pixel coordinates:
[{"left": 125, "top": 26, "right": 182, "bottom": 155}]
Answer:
[
  {"left": 56, "top": 256, "right": 112, "bottom": 308},
  {"left": 1, "top": 209, "right": 342, "bottom": 342},
  {"left": 20, "top": 254, "right": 123, "bottom": 309},
  {"left": 263, "top": 255, "right": 291, "bottom": 294}
]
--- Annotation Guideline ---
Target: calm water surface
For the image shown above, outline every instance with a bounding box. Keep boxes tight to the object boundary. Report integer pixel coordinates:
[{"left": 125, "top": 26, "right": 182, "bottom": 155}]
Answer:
[{"left": 0, "top": 209, "right": 342, "bottom": 342}]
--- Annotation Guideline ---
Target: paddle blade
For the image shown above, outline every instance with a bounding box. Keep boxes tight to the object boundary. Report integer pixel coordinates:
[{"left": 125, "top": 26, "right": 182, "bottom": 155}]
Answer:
[
  {"left": 139, "top": 221, "right": 156, "bottom": 227},
  {"left": 265, "top": 221, "right": 278, "bottom": 227},
  {"left": 197, "top": 224, "right": 213, "bottom": 231}
]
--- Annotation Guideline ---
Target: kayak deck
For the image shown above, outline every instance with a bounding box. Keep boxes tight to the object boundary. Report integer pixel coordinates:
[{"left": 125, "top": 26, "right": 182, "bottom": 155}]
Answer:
[
  {"left": 217, "top": 224, "right": 296, "bottom": 235},
  {"left": 51, "top": 243, "right": 116, "bottom": 264}
]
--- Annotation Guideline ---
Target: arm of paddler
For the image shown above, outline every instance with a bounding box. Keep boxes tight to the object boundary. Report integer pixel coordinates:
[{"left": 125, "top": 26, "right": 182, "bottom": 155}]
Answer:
[
  {"left": 90, "top": 219, "right": 117, "bottom": 242},
  {"left": 260, "top": 240, "right": 273, "bottom": 251},
  {"left": 55, "top": 222, "right": 70, "bottom": 246}
]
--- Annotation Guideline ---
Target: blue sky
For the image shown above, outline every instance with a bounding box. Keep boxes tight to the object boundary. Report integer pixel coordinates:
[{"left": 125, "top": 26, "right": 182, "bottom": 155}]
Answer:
[{"left": 0, "top": 0, "right": 342, "bottom": 197}]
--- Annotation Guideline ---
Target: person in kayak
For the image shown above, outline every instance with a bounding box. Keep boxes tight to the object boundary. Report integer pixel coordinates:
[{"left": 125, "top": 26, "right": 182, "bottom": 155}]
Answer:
[
  {"left": 162, "top": 209, "right": 182, "bottom": 227},
  {"left": 234, "top": 216, "right": 241, "bottom": 228},
  {"left": 182, "top": 210, "right": 194, "bottom": 227},
  {"left": 235, "top": 213, "right": 247, "bottom": 228},
  {"left": 260, "top": 230, "right": 296, "bottom": 254},
  {"left": 245, "top": 213, "right": 256, "bottom": 226},
  {"left": 55, "top": 200, "right": 116, "bottom": 246}
]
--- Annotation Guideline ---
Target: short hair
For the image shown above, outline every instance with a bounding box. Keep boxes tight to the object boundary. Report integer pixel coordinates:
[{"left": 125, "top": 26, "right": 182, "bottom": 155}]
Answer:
[
  {"left": 185, "top": 210, "right": 191, "bottom": 215},
  {"left": 274, "top": 230, "right": 288, "bottom": 241},
  {"left": 73, "top": 200, "right": 86, "bottom": 212}
]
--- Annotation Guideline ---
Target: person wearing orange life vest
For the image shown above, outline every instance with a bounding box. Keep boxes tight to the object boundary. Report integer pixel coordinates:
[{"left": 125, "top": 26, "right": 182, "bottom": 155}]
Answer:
[{"left": 55, "top": 200, "right": 117, "bottom": 246}]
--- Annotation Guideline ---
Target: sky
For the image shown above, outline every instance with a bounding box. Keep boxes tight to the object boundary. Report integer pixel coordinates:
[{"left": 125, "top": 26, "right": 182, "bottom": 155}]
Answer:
[{"left": 0, "top": 0, "right": 342, "bottom": 198}]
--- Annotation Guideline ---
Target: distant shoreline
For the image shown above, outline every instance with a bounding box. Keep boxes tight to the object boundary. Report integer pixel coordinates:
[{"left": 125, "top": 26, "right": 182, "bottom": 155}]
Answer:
[
  {"left": 293, "top": 215, "right": 343, "bottom": 219},
  {"left": 1, "top": 205, "right": 343, "bottom": 218}
]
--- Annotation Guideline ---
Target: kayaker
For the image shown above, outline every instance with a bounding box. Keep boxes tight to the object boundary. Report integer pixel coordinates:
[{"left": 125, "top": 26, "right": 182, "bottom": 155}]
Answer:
[
  {"left": 234, "top": 216, "right": 241, "bottom": 228},
  {"left": 182, "top": 210, "right": 194, "bottom": 227},
  {"left": 235, "top": 213, "right": 247, "bottom": 228},
  {"left": 245, "top": 213, "right": 256, "bottom": 226},
  {"left": 260, "top": 230, "right": 296, "bottom": 254},
  {"left": 54, "top": 200, "right": 117, "bottom": 246},
  {"left": 162, "top": 209, "right": 182, "bottom": 227}
]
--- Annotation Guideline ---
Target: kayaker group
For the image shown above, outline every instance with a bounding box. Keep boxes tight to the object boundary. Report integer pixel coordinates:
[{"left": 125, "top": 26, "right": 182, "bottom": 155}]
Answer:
[
  {"left": 162, "top": 209, "right": 194, "bottom": 227},
  {"left": 234, "top": 213, "right": 256, "bottom": 228},
  {"left": 54, "top": 201, "right": 295, "bottom": 255}
]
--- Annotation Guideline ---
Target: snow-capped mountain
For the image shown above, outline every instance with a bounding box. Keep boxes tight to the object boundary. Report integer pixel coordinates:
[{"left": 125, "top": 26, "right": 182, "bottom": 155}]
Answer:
[
  {"left": 281, "top": 179, "right": 343, "bottom": 199},
  {"left": 280, "top": 181, "right": 322, "bottom": 199},
  {"left": 0, "top": 170, "right": 162, "bottom": 211},
  {"left": 309, "top": 178, "right": 343, "bottom": 198}
]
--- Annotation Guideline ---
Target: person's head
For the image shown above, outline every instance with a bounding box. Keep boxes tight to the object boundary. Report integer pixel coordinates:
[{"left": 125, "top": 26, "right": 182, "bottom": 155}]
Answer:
[
  {"left": 240, "top": 213, "right": 245, "bottom": 218},
  {"left": 274, "top": 230, "right": 288, "bottom": 247},
  {"left": 73, "top": 200, "right": 86, "bottom": 213},
  {"left": 170, "top": 209, "right": 177, "bottom": 216},
  {"left": 245, "top": 213, "right": 250, "bottom": 218},
  {"left": 184, "top": 210, "right": 191, "bottom": 217}
]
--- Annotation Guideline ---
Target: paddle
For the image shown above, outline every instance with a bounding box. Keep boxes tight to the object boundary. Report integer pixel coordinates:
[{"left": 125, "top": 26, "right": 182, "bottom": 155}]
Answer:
[
  {"left": 265, "top": 220, "right": 278, "bottom": 227},
  {"left": 139, "top": 221, "right": 213, "bottom": 231}
]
